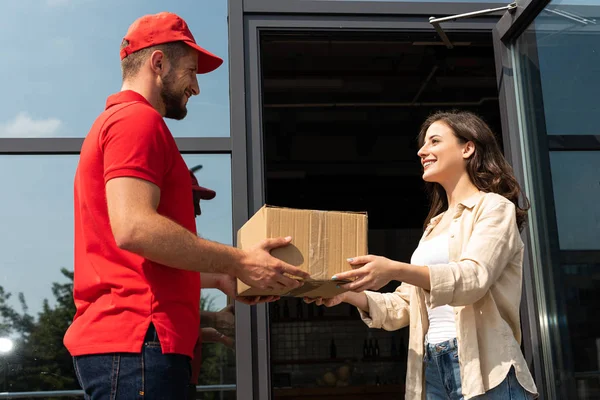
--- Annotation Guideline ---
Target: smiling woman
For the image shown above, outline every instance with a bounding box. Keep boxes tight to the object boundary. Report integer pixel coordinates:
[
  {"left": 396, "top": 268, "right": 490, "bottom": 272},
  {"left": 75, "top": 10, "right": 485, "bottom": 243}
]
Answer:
[
  {"left": 308, "top": 110, "right": 537, "bottom": 400},
  {"left": 416, "top": 111, "right": 529, "bottom": 232}
]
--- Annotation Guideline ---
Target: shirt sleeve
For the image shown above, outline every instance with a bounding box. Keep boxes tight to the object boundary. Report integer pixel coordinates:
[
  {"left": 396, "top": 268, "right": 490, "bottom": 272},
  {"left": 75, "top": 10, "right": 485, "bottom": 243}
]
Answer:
[
  {"left": 359, "top": 282, "right": 412, "bottom": 331},
  {"left": 427, "top": 201, "right": 523, "bottom": 308},
  {"left": 101, "top": 106, "right": 169, "bottom": 187}
]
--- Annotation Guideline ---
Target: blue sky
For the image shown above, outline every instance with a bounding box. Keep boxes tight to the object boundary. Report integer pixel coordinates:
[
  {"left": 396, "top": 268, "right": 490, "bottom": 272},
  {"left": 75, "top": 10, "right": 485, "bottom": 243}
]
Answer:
[{"left": 0, "top": 0, "right": 231, "bottom": 317}]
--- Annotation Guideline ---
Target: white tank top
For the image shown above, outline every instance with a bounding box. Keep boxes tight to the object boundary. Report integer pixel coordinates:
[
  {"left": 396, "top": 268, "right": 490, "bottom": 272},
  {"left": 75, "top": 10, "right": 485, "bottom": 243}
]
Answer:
[{"left": 410, "top": 233, "right": 457, "bottom": 344}]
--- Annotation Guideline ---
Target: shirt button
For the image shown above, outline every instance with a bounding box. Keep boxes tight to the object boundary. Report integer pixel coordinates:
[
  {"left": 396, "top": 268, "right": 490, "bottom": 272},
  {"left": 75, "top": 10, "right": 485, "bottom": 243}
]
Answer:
[{"left": 450, "top": 234, "right": 455, "bottom": 238}]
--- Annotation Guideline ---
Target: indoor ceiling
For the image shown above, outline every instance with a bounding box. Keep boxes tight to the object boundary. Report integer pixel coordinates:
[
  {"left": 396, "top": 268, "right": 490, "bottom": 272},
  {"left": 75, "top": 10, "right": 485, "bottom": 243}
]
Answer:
[{"left": 260, "top": 30, "right": 502, "bottom": 228}]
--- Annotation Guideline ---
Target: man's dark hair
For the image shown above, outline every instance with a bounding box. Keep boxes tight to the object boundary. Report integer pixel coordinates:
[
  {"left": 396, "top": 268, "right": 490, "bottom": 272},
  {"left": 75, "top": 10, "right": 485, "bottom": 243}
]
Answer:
[{"left": 120, "top": 40, "right": 190, "bottom": 81}]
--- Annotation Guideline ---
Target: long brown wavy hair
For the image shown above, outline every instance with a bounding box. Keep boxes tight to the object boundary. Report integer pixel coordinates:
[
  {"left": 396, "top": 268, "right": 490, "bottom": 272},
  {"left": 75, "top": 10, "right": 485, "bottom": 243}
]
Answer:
[{"left": 417, "top": 110, "right": 530, "bottom": 232}]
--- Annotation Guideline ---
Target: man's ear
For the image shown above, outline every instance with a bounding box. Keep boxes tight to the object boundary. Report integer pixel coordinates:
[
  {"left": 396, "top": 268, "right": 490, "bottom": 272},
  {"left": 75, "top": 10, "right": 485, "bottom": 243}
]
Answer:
[
  {"left": 462, "top": 141, "right": 475, "bottom": 159},
  {"left": 149, "top": 50, "right": 166, "bottom": 75}
]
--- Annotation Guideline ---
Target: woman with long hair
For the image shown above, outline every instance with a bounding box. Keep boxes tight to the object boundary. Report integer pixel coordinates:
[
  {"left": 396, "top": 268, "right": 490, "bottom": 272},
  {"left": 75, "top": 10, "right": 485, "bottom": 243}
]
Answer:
[{"left": 305, "top": 110, "right": 538, "bottom": 399}]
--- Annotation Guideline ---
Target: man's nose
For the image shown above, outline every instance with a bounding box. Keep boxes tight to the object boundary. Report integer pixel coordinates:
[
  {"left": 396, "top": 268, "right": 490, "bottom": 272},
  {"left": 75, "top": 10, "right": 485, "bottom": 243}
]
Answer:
[{"left": 190, "top": 76, "right": 200, "bottom": 96}]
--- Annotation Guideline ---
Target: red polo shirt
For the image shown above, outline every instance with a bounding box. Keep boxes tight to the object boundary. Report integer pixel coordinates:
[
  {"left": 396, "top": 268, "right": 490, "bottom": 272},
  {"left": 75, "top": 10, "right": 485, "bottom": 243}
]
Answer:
[{"left": 64, "top": 91, "right": 201, "bottom": 358}]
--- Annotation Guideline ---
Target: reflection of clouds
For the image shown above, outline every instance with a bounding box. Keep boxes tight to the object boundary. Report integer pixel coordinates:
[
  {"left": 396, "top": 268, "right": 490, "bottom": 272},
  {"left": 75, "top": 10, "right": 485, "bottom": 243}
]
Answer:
[{"left": 0, "top": 112, "right": 62, "bottom": 137}]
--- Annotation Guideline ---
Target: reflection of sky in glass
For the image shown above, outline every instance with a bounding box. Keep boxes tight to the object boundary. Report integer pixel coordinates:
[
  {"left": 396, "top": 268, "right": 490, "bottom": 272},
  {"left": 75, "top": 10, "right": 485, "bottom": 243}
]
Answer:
[
  {"left": 549, "top": 152, "right": 600, "bottom": 250},
  {"left": 533, "top": 0, "right": 600, "bottom": 135},
  {"left": 0, "top": 0, "right": 229, "bottom": 138},
  {"left": 0, "top": 154, "right": 231, "bottom": 317}
]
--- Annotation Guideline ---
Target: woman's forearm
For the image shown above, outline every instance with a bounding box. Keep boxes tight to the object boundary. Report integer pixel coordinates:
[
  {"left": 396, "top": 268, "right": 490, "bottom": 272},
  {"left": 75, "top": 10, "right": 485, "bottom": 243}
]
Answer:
[
  {"left": 390, "top": 261, "right": 431, "bottom": 291},
  {"left": 343, "top": 291, "right": 369, "bottom": 313}
]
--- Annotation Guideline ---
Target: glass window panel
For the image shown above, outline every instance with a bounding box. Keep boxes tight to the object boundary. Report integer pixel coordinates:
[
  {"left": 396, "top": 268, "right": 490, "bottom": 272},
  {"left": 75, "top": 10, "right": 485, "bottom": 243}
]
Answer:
[
  {"left": 549, "top": 151, "right": 600, "bottom": 250},
  {"left": 0, "top": 1, "right": 229, "bottom": 138},
  {"left": 529, "top": 0, "right": 600, "bottom": 135},
  {"left": 183, "top": 154, "right": 236, "bottom": 397},
  {"left": 513, "top": 1, "right": 600, "bottom": 398},
  {"left": 0, "top": 153, "right": 234, "bottom": 395},
  {"left": 0, "top": 155, "right": 79, "bottom": 393},
  {"left": 183, "top": 154, "right": 233, "bottom": 311}
]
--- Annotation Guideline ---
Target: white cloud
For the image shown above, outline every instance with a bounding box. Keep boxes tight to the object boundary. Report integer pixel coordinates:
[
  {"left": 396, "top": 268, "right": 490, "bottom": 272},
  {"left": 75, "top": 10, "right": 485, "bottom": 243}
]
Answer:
[{"left": 0, "top": 112, "right": 62, "bottom": 138}]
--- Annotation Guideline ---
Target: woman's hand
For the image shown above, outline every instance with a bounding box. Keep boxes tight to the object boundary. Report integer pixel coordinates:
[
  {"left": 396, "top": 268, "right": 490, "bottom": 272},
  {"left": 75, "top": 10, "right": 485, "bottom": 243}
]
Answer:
[
  {"left": 333, "top": 255, "right": 398, "bottom": 292},
  {"left": 303, "top": 292, "right": 347, "bottom": 307}
]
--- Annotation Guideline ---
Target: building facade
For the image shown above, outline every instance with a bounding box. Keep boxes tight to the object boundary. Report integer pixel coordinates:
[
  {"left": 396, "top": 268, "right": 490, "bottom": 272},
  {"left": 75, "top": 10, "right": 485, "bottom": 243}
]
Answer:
[{"left": 0, "top": 0, "right": 598, "bottom": 399}]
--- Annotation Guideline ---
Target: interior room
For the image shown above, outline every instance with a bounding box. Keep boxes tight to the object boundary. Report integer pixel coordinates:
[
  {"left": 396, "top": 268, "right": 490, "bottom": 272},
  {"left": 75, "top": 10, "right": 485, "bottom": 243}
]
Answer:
[{"left": 259, "top": 29, "right": 501, "bottom": 399}]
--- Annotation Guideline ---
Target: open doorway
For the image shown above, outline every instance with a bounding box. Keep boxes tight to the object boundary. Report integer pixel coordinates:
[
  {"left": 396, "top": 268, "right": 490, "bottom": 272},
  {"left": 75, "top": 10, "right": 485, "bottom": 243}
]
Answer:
[{"left": 260, "top": 30, "right": 500, "bottom": 399}]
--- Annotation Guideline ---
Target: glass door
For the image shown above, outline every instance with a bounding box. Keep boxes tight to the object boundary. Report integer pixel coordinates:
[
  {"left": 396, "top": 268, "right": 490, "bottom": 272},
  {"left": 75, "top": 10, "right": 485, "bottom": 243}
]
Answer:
[
  {"left": 243, "top": 12, "right": 503, "bottom": 400},
  {"left": 492, "top": 1, "right": 600, "bottom": 399}
]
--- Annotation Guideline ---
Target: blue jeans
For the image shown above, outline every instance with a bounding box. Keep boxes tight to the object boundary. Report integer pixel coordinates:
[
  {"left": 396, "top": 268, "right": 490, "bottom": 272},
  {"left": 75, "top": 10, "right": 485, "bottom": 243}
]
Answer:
[
  {"left": 73, "top": 323, "right": 192, "bottom": 400},
  {"left": 424, "top": 338, "right": 534, "bottom": 400}
]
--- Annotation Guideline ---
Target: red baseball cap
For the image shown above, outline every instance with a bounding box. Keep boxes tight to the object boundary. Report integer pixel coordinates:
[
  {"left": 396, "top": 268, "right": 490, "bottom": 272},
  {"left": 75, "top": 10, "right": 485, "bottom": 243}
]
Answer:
[
  {"left": 190, "top": 170, "right": 216, "bottom": 200},
  {"left": 120, "top": 12, "right": 223, "bottom": 74}
]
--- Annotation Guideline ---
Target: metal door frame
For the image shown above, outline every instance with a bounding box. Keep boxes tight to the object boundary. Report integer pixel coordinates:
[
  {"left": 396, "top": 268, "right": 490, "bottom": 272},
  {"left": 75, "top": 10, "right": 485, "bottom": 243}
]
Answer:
[{"left": 228, "top": 1, "right": 546, "bottom": 398}]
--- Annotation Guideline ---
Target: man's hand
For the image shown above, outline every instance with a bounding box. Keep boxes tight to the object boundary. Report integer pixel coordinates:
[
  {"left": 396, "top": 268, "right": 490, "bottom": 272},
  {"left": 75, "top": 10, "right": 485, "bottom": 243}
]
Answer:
[
  {"left": 200, "top": 306, "right": 235, "bottom": 347},
  {"left": 214, "top": 304, "right": 235, "bottom": 337},
  {"left": 218, "top": 274, "right": 280, "bottom": 305},
  {"left": 236, "top": 237, "right": 311, "bottom": 292},
  {"left": 201, "top": 327, "right": 234, "bottom": 348}
]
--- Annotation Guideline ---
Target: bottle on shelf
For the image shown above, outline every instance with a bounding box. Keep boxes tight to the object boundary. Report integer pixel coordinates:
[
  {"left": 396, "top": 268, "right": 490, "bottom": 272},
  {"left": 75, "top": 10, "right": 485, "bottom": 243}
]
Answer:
[
  {"left": 296, "top": 298, "right": 304, "bottom": 319},
  {"left": 363, "top": 339, "right": 369, "bottom": 359},
  {"left": 330, "top": 338, "right": 337, "bottom": 359},
  {"left": 374, "top": 339, "right": 380, "bottom": 358},
  {"left": 368, "top": 338, "right": 374, "bottom": 359},
  {"left": 272, "top": 301, "right": 280, "bottom": 322},
  {"left": 282, "top": 299, "right": 290, "bottom": 319},
  {"left": 390, "top": 336, "right": 397, "bottom": 358},
  {"left": 399, "top": 336, "right": 405, "bottom": 359}
]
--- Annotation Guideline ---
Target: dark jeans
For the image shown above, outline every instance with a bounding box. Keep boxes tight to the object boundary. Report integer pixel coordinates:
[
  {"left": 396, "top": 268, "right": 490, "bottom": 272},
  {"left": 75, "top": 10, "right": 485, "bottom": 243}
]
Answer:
[
  {"left": 424, "top": 338, "right": 534, "bottom": 400},
  {"left": 73, "top": 323, "right": 192, "bottom": 400}
]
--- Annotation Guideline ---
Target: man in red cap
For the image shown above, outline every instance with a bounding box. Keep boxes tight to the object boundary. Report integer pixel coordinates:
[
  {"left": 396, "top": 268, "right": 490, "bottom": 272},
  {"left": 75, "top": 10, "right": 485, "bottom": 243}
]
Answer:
[{"left": 65, "top": 12, "right": 309, "bottom": 399}]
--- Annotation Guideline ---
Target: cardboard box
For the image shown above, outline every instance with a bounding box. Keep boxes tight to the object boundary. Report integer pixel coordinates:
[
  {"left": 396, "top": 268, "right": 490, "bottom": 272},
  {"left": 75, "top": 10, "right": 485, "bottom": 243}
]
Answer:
[{"left": 236, "top": 205, "right": 368, "bottom": 298}]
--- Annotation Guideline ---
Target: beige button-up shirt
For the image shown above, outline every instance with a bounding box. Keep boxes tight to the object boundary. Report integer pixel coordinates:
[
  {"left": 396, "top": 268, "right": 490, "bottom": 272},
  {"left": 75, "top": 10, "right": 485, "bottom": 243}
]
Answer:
[{"left": 359, "top": 192, "right": 538, "bottom": 399}]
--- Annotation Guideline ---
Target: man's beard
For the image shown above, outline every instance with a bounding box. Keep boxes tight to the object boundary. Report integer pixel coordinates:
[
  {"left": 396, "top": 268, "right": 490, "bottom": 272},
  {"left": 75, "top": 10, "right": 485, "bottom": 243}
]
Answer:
[{"left": 160, "top": 71, "right": 188, "bottom": 120}]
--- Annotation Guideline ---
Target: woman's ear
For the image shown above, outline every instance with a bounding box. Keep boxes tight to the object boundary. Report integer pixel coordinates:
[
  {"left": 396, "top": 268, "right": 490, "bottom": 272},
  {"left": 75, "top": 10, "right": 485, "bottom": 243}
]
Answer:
[{"left": 462, "top": 141, "right": 475, "bottom": 159}]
